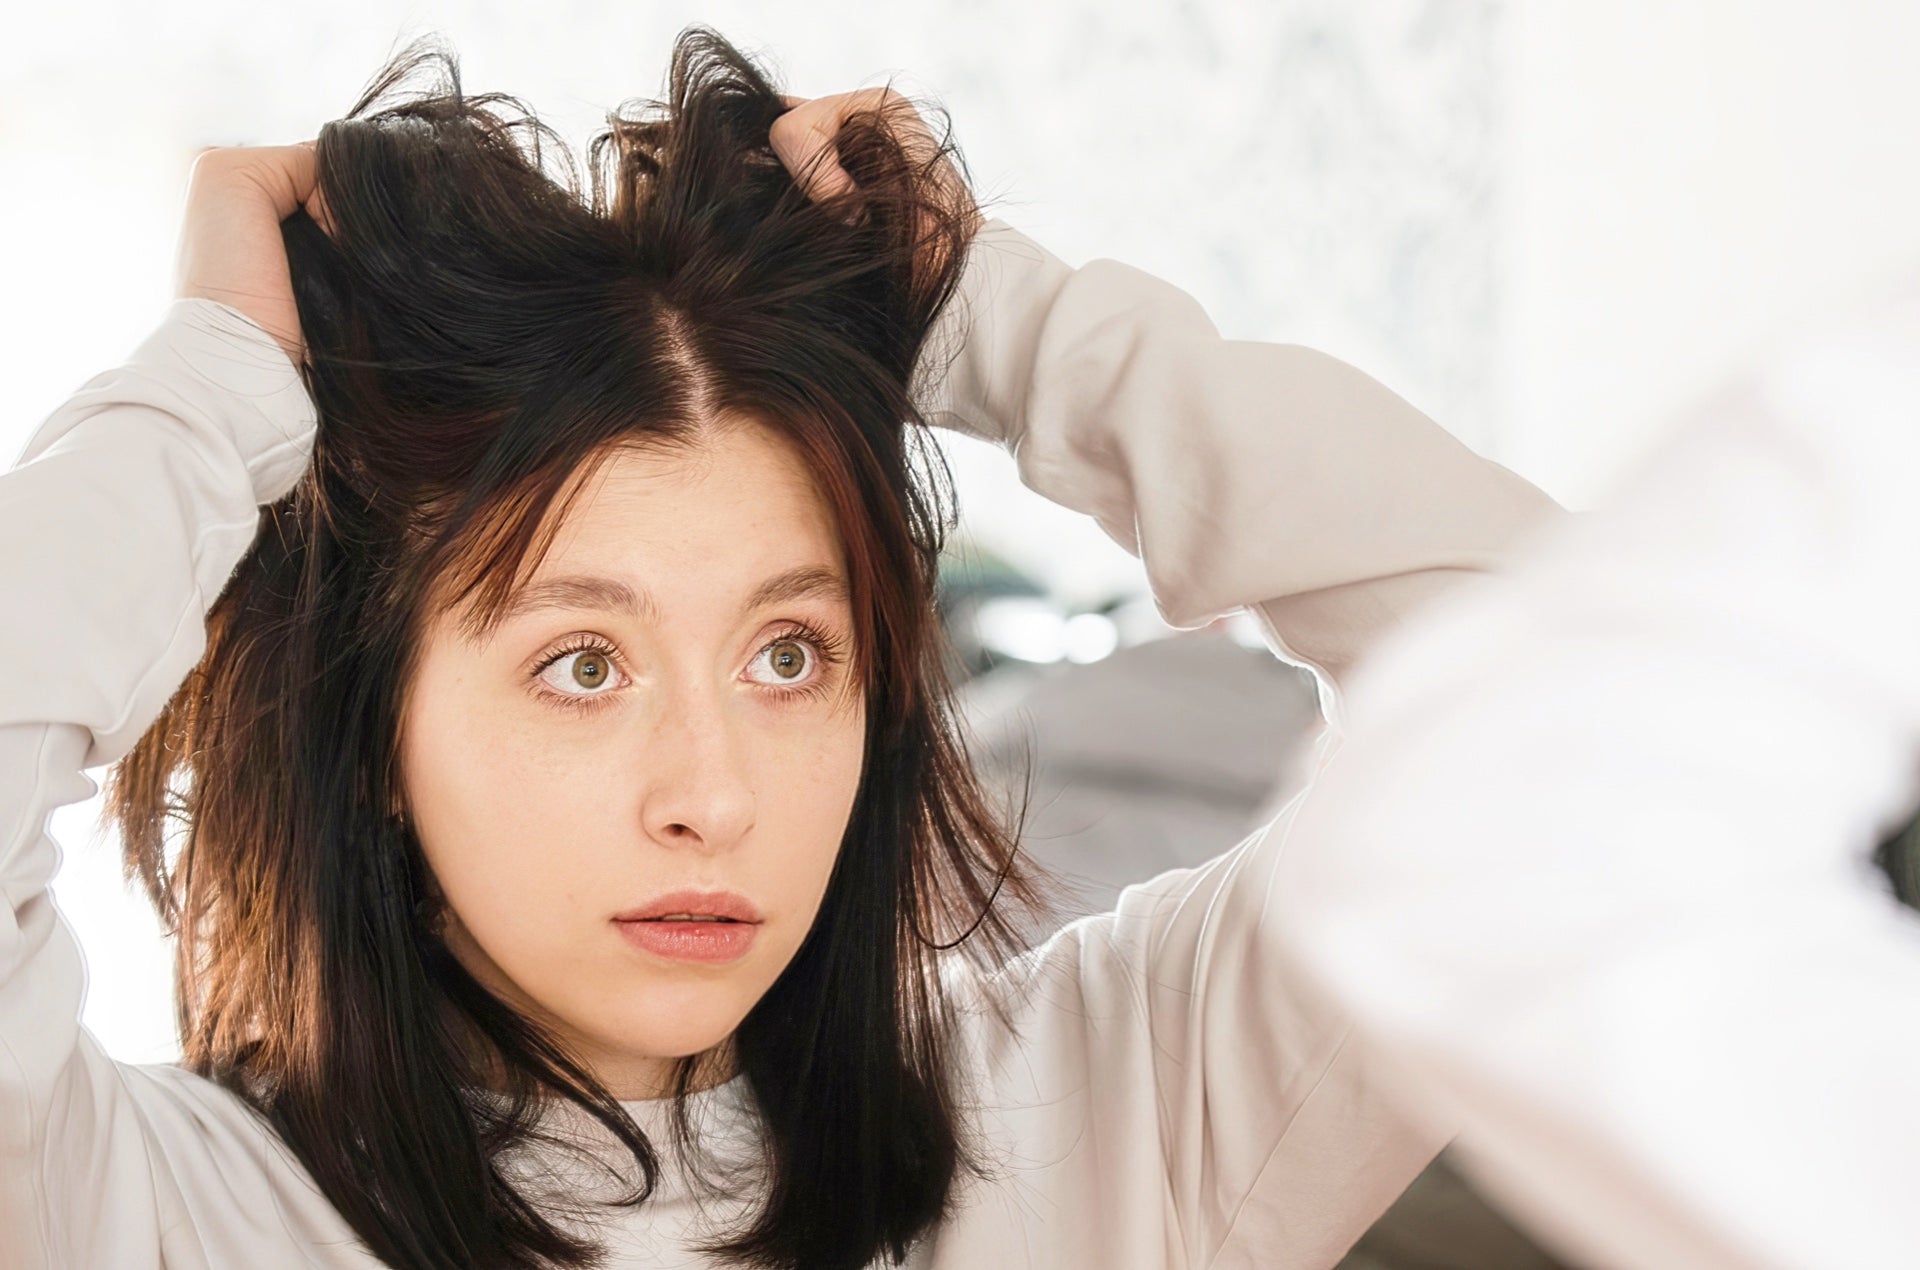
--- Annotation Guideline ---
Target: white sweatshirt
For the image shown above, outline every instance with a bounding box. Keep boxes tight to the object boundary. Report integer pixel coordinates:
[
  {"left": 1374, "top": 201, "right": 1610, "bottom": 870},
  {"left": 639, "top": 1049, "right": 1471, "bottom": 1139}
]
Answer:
[
  {"left": 1268, "top": 288, "right": 1920, "bottom": 1269},
  {"left": 0, "top": 219, "right": 1558, "bottom": 1269}
]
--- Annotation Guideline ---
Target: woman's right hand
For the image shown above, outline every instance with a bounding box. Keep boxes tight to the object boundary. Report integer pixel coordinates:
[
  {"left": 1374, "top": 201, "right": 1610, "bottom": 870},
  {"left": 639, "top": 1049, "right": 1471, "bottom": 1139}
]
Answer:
[{"left": 173, "top": 142, "right": 332, "bottom": 365}]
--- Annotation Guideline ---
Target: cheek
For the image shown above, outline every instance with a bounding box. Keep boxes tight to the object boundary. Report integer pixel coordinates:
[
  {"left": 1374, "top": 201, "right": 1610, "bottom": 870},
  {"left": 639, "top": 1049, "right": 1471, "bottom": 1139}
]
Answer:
[
  {"left": 399, "top": 667, "right": 622, "bottom": 933},
  {"left": 764, "top": 699, "right": 867, "bottom": 904},
  {"left": 401, "top": 644, "right": 867, "bottom": 952}
]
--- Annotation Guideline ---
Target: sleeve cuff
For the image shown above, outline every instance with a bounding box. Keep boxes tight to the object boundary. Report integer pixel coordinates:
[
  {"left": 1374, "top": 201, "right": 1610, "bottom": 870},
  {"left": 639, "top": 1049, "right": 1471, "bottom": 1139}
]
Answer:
[
  {"left": 19, "top": 298, "right": 318, "bottom": 506},
  {"left": 910, "top": 218, "right": 1069, "bottom": 452}
]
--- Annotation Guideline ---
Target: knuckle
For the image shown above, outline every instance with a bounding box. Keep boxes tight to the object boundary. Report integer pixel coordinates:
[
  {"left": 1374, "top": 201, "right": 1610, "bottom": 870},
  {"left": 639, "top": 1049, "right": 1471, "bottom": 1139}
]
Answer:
[{"left": 189, "top": 145, "right": 254, "bottom": 183}]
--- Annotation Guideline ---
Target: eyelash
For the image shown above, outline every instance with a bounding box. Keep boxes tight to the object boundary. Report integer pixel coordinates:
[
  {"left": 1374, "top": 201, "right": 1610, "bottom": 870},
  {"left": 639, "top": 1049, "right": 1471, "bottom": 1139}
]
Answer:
[{"left": 528, "top": 621, "right": 850, "bottom": 714}]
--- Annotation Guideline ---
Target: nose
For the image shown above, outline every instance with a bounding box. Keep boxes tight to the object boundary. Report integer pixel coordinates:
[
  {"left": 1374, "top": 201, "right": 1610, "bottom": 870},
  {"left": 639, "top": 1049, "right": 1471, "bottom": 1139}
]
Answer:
[{"left": 638, "top": 686, "right": 757, "bottom": 853}]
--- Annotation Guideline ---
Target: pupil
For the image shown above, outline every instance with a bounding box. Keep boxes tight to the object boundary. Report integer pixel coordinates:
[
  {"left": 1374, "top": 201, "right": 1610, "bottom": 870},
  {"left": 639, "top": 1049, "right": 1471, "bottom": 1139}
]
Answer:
[{"left": 573, "top": 654, "right": 606, "bottom": 688}]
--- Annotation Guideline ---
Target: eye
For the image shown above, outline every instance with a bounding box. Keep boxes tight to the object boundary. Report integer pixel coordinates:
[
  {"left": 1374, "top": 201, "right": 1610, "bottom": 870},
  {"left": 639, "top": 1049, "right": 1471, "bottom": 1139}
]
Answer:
[
  {"left": 533, "top": 639, "right": 627, "bottom": 702},
  {"left": 743, "top": 622, "right": 847, "bottom": 699},
  {"left": 746, "top": 636, "right": 814, "bottom": 687},
  {"left": 528, "top": 624, "right": 846, "bottom": 712}
]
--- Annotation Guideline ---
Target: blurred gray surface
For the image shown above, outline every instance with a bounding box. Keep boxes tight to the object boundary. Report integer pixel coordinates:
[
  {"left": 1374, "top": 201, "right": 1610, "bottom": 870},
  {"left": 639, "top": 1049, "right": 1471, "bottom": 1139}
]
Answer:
[
  {"left": 961, "top": 629, "right": 1573, "bottom": 1269},
  {"left": 961, "top": 629, "right": 1321, "bottom": 937}
]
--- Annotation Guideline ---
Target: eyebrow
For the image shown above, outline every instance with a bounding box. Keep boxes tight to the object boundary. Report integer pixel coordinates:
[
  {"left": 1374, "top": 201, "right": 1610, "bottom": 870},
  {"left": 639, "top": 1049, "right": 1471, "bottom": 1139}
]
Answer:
[{"left": 495, "top": 564, "right": 850, "bottom": 628}]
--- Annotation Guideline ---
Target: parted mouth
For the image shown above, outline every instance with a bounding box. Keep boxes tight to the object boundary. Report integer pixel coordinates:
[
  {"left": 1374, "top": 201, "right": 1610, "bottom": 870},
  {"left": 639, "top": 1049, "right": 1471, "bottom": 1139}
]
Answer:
[{"left": 611, "top": 889, "right": 763, "bottom": 925}]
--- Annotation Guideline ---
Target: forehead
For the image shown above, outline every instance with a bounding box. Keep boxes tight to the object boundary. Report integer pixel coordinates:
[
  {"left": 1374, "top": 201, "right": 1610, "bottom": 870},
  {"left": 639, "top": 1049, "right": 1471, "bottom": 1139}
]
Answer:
[
  {"left": 519, "top": 420, "right": 848, "bottom": 616},
  {"left": 552, "top": 421, "right": 838, "bottom": 556},
  {"left": 431, "top": 416, "right": 858, "bottom": 647}
]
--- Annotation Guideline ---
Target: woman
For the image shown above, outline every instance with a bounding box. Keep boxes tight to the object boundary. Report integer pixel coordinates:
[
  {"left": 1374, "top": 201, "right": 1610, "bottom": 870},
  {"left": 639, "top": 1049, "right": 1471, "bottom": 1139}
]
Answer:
[{"left": 0, "top": 29, "right": 1558, "bottom": 1270}]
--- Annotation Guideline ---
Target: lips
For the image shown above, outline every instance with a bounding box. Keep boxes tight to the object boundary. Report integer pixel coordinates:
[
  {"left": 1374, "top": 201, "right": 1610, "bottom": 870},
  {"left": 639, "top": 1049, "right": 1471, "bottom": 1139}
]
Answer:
[
  {"left": 612, "top": 890, "right": 761, "bottom": 965},
  {"left": 611, "top": 889, "right": 763, "bottom": 925}
]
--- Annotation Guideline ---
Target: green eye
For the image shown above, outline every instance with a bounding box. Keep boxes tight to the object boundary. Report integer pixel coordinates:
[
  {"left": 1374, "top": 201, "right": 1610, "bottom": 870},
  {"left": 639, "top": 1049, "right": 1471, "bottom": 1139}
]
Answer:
[
  {"left": 766, "top": 640, "right": 807, "bottom": 680},
  {"left": 534, "top": 642, "right": 625, "bottom": 701},
  {"left": 570, "top": 651, "right": 612, "bottom": 689},
  {"left": 747, "top": 636, "right": 820, "bottom": 689}
]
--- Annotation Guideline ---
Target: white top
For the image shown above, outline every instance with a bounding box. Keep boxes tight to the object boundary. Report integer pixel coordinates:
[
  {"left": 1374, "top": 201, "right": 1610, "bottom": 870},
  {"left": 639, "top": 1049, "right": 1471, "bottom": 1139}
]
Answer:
[
  {"left": 1267, "top": 287, "right": 1920, "bottom": 1269},
  {"left": 0, "top": 219, "right": 1558, "bottom": 1268}
]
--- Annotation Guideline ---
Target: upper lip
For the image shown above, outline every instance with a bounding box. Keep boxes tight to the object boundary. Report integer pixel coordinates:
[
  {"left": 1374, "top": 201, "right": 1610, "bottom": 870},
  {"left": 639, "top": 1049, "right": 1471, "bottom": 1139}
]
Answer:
[{"left": 612, "top": 889, "right": 764, "bottom": 924}]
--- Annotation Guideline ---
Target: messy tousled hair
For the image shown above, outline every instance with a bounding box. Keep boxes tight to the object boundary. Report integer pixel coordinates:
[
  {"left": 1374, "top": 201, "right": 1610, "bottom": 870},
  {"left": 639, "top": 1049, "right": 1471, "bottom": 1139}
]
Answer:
[{"left": 106, "top": 27, "right": 1053, "bottom": 1270}]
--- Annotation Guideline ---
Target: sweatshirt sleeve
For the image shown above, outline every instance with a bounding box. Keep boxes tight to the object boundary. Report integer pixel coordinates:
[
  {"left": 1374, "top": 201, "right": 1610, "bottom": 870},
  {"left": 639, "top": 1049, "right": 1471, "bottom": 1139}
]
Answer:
[
  {"left": 921, "top": 223, "right": 1562, "bottom": 1266},
  {"left": 916, "top": 219, "right": 1561, "bottom": 726},
  {"left": 1266, "top": 293, "right": 1920, "bottom": 1270},
  {"left": 0, "top": 298, "right": 315, "bottom": 1268}
]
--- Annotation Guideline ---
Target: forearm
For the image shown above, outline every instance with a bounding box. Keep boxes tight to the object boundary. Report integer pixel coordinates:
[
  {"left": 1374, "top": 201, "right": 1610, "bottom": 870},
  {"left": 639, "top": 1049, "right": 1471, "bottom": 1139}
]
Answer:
[{"left": 917, "top": 220, "right": 1562, "bottom": 721}]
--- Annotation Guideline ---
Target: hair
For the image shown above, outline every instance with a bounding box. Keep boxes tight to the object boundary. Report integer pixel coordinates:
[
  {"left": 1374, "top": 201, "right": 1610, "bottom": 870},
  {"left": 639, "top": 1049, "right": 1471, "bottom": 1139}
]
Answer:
[
  {"left": 1876, "top": 814, "right": 1920, "bottom": 908},
  {"left": 105, "top": 28, "right": 1058, "bottom": 1270}
]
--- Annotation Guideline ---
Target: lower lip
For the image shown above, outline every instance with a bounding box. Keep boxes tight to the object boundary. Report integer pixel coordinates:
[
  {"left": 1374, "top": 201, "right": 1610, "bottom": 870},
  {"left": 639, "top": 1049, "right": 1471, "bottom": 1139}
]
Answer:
[{"left": 614, "top": 919, "right": 759, "bottom": 963}]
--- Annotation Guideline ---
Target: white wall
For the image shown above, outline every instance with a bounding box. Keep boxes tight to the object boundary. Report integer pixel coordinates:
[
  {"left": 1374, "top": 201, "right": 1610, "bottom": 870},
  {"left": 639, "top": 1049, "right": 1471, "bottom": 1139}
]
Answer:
[
  {"left": 20, "top": 2, "right": 1914, "bottom": 1066},
  {"left": 1493, "top": 0, "right": 1920, "bottom": 505}
]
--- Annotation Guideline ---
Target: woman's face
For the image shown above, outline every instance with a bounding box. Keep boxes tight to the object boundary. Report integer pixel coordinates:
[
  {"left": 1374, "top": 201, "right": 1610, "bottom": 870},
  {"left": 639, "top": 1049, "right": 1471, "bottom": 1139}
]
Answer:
[{"left": 397, "top": 419, "right": 867, "bottom": 1100}]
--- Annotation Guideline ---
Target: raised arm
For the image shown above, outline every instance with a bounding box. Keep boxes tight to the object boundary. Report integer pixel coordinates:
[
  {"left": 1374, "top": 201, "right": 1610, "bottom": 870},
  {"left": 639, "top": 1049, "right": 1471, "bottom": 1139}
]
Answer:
[
  {"left": 0, "top": 298, "right": 316, "bottom": 1267},
  {"left": 0, "top": 143, "right": 322, "bottom": 1269},
  {"left": 909, "top": 222, "right": 1568, "bottom": 1265},
  {"left": 915, "top": 219, "right": 1562, "bottom": 723},
  {"left": 771, "top": 90, "right": 1560, "bottom": 718}
]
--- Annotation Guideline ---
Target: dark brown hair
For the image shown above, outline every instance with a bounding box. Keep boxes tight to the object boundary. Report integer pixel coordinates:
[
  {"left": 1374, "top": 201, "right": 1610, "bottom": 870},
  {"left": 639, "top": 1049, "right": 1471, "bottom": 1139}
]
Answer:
[{"left": 106, "top": 28, "right": 1052, "bottom": 1270}]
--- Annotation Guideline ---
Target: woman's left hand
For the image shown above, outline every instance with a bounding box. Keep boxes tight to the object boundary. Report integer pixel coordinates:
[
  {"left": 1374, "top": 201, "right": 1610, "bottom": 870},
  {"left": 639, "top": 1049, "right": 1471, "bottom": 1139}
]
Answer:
[{"left": 769, "top": 88, "right": 983, "bottom": 241}]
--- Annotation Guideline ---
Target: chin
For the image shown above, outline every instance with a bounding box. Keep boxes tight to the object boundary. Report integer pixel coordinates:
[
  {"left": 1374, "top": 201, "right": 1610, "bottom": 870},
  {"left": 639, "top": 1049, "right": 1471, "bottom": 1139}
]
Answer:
[{"left": 598, "top": 994, "right": 747, "bottom": 1059}]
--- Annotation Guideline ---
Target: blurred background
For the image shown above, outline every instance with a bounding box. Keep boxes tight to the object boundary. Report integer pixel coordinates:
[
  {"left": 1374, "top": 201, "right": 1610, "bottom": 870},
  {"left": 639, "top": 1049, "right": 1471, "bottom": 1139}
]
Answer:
[{"left": 4, "top": 3, "right": 1917, "bottom": 1266}]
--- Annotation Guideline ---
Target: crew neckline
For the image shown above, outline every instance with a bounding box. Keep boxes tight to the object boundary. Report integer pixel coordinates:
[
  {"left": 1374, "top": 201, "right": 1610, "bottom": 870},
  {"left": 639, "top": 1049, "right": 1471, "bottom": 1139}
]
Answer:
[
  {"left": 615, "top": 1070, "right": 752, "bottom": 1118},
  {"left": 461, "top": 1069, "right": 753, "bottom": 1122}
]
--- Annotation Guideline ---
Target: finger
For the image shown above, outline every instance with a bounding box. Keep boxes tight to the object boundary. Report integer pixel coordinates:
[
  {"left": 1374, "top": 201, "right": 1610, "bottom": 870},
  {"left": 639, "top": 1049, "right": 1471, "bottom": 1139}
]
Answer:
[
  {"left": 259, "top": 140, "right": 341, "bottom": 241},
  {"left": 770, "top": 99, "right": 856, "bottom": 202},
  {"left": 255, "top": 142, "right": 321, "bottom": 223},
  {"left": 292, "top": 140, "right": 339, "bottom": 238},
  {"left": 793, "top": 114, "right": 857, "bottom": 202}
]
